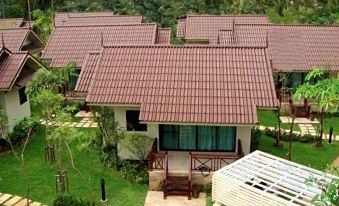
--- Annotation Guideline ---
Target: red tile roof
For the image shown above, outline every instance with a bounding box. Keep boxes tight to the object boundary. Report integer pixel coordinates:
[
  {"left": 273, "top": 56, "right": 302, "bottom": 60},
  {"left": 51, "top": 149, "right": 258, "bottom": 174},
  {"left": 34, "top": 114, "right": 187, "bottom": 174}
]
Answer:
[
  {"left": 178, "top": 15, "right": 268, "bottom": 44},
  {"left": 59, "top": 16, "right": 143, "bottom": 26},
  {"left": 223, "top": 24, "right": 339, "bottom": 71},
  {"left": 156, "top": 28, "right": 171, "bottom": 44},
  {"left": 42, "top": 24, "right": 159, "bottom": 68},
  {"left": 54, "top": 12, "right": 115, "bottom": 26},
  {"left": 176, "top": 18, "right": 186, "bottom": 38},
  {"left": 0, "top": 49, "right": 45, "bottom": 90},
  {"left": 86, "top": 45, "right": 278, "bottom": 125},
  {"left": 74, "top": 51, "right": 100, "bottom": 92},
  {"left": 0, "top": 18, "right": 24, "bottom": 29},
  {"left": 0, "top": 51, "right": 27, "bottom": 90},
  {"left": 0, "top": 28, "right": 30, "bottom": 51}
]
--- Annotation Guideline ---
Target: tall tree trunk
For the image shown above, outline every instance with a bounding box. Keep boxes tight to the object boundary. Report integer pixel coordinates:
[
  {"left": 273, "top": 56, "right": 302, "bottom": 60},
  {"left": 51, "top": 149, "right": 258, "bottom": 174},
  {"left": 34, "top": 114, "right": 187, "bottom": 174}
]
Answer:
[
  {"left": 318, "top": 107, "right": 324, "bottom": 147},
  {"left": 288, "top": 117, "right": 295, "bottom": 161}
]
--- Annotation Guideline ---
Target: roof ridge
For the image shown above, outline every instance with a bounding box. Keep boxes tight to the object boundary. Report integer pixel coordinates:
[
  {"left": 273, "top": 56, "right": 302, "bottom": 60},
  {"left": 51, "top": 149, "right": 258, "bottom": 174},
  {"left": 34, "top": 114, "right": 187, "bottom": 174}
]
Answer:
[
  {"left": 56, "top": 23, "right": 157, "bottom": 28},
  {"left": 102, "top": 44, "right": 268, "bottom": 49},
  {"left": 187, "top": 14, "right": 268, "bottom": 17},
  {"left": 0, "top": 27, "right": 30, "bottom": 31},
  {"left": 236, "top": 23, "right": 339, "bottom": 28},
  {"left": 68, "top": 15, "right": 142, "bottom": 19}
]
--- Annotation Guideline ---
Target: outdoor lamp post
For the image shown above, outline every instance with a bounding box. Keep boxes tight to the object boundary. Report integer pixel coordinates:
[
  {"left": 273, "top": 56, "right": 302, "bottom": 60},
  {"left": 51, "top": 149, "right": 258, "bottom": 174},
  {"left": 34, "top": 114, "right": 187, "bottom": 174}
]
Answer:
[
  {"left": 328, "top": 127, "right": 333, "bottom": 144},
  {"left": 101, "top": 178, "right": 107, "bottom": 202}
]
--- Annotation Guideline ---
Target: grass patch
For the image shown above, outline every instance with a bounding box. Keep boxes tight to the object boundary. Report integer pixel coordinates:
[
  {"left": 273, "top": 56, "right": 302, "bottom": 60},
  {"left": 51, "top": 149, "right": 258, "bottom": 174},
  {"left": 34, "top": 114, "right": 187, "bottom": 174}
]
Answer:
[
  {"left": 259, "top": 134, "right": 339, "bottom": 170},
  {"left": 258, "top": 110, "right": 300, "bottom": 131},
  {"left": 0, "top": 126, "right": 147, "bottom": 205},
  {"left": 323, "top": 115, "right": 339, "bottom": 135}
]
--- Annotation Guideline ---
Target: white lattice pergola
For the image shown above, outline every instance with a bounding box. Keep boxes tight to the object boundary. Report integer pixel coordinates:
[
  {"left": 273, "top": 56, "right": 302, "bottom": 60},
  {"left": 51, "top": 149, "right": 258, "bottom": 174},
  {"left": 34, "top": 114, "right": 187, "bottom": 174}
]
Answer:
[{"left": 212, "top": 150, "right": 338, "bottom": 206}]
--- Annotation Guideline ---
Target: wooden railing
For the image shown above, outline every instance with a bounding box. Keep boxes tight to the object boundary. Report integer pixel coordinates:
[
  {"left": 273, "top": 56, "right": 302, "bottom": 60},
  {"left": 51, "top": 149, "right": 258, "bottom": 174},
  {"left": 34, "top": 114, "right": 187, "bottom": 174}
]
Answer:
[
  {"left": 188, "top": 152, "right": 192, "bottom": 200},
  {"left": 190, "top": 139, "right": 244, "bottom": 172},
  {"left": 276, "top": 88, "right": 292, "bottom": 103},
  {"left": 148, "top": 139, "right": 168, "bottom": 171},
  {"left": 163, "top": 151, "right": 168, "bottom": 199}
]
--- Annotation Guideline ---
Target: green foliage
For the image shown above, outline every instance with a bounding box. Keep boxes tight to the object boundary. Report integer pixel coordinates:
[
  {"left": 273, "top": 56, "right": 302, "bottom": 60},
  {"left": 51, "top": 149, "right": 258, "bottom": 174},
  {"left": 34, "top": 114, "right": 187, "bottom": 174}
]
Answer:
[
  {"left": 53, "top": 195, "right": 97, "bottom": 206},
  {"left": 250, "top": 128, "right": 261, "bottom": 152},
  {"left": 124, "top": 132, "right": 152, "bottom": 162},
  {"left": 32, "top": 9, "right": 53, "bottom": 41},
  {"left": 118, "top": 160, "right": 148, "bottom": 184},
  {"left": 8, "top": 118, "right": 38, "bottom": 142},
  {"left": 306, "top": 166, "right": 339, "bottom": 206},
  {"left": 2, "top": 3, "right": 24, "bottom": 17},
  {"left": 92, "top": 106, "right": 125, "bottom": 170}
]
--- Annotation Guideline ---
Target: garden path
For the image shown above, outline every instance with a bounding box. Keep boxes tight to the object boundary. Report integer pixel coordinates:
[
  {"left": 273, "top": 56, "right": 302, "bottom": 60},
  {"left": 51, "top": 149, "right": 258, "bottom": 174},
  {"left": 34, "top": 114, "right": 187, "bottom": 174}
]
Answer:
[
  {"left": 39, "top": 117, "right": 98, "bottom": 128},
  {"left": 0, "top": 193, "right": 46, "bottom": 206},
  {"left": 144, "top": 191, "right": 206, "bottom": 206}
]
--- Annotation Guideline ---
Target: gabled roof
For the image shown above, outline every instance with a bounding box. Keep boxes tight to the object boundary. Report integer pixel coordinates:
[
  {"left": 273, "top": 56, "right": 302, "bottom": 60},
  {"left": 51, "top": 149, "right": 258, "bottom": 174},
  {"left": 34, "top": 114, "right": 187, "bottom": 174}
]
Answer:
[
  {"left": 177, "top": 15, "right": 268, "bottom": 44},
  {"left": 156, "top": 28, "right": 171, "bottom": 44},
  {"left": 54, "top": 12, "right": 115, "bottom": 26},
  {"left": 74, "top": 51, "right": 100, "bottom": 92},
  {"left": 0, "top": 18, "right": 24, "bottom": 29},
  {"left": 222, "top": 24, "right": 339, "bottom": 71},
  {"left": 86, "top": 45, "right": 278, "bottom": 125},
  {"left": 0, "top": 49, "right": 45, "bottom": 91},
  {"left": 0, "top": 27, "right": 45, "bottom": 52},
  {"left": 42, "top": 24, "right": 170, "bottom": 68}
]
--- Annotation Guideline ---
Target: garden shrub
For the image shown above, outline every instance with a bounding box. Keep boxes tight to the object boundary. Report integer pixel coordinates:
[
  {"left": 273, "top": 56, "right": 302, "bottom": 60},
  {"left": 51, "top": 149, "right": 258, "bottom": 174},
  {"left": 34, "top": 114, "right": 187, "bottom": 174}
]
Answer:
[
  {"left": 265, "top": 128, "right": 318, "bottom": 143},
  {"left": 250, "top": 128, "right": 261, "bottom": 152},
  {"left": 98, "top": 144, "right": 120, "bottom": 169},
  {"left": 8, "top": 118, "right": 37, "bottom": 142},
  {"left": 119, "top": 160, "right": 148, "bottom": 184},
  {"left": 53, "top": 195, "right": 96, "bottom": 206}
]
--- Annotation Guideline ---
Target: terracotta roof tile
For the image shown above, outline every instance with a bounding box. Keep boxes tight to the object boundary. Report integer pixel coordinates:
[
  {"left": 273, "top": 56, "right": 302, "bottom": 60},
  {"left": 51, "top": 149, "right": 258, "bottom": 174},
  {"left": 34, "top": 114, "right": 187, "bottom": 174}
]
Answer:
[
  {"left": 60, "top": 16, "right": 143, "bottom": 26},
  {"left": 74, "top": 51, "right": 100, "bottom": 92},
  {"left": 86, "top": 45, "right": 278, "bottom": 125},
  {"left": 156, "top": 28, "right": 171, "bottom": 44},
  {"left": 0, "top": 51, "right": 27, "bottom": 90},
  {"left": 225, "top": 24, "right": 339, "bottom": 71},
  {"left": 0, "top": 28, "right": 30, "bottom": 51},
  {"left": 42, "top": 24, "right": 158, "bottom": 67},
  {"left": 54, "top": 12, "right": 115, "bottom": 26},
  {"left": 179, "top": 15, "right": 268, "bottom": 43},
  {"left": 0, "top": 18, "right": 24, "bottom": 29},
  {"left": 176, "top": 18, "right": 186, "bottom": 38}
]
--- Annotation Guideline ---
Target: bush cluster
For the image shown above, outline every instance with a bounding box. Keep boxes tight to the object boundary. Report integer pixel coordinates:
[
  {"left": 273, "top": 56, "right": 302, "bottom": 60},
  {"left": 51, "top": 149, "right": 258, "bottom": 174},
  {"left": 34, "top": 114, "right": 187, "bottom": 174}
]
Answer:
[
  {"left": 8, "top": 118, "right": 37, "bottom": 142},
  {"left": 264, "top": 128, "right": 318, "bottom": 143},
  {"left": 250, "top": 128, "right": 261, "bottom": 152},
  {"left": 53, "top": 196, "right": 96, "bottom": 206},
  {"left": 118, "top": 160, "right": 149, "bottom": 184}
]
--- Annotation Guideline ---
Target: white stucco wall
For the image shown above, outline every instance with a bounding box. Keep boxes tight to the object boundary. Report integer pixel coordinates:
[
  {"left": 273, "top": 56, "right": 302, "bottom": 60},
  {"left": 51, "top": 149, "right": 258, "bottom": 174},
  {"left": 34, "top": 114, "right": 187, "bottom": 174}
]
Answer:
[
  {"left": 0, "top": 88, "right": 31, "bottom": 132},
  {"left": 112, "top": 105, "right": 252, "bottom": 159},
  {"left": 112, "top": 106, "right": 159, "bottom": 159},
  {"left": 236, "top": 126, "right": 252, "bottom": 155}
]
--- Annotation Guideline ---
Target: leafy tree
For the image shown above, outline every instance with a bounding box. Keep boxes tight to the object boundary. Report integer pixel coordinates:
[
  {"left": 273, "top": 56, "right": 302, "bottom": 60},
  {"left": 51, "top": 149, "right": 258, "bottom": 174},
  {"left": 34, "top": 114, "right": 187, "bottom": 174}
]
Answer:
[
  {"left": 306, "top": 165, "right": 339, "bottom": 206},
  {"left": 32, "top": 9, "right": 53, "bottom": 41},
  {"left": 294, "top": 68, "right": 339, "bottom": 147},
  {"left": 124, "top": 132, "right": 152, "bottom": 163},
  {"left": 92, "top": 106, "right": 125, "bottom": 170},
  {"left": 0, "top": 108, "right": 37, "bottom": 206}
]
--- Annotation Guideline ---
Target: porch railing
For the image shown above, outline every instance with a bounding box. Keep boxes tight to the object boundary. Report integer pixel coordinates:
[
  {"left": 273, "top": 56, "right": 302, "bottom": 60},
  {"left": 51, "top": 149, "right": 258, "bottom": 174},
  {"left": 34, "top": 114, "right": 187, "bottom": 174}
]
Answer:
[
  {"left": 190, "top": 139, "right": 244, "bottom": 172},
  {"left": 148, "top": 139, "right": 167, "bottom": 171}
]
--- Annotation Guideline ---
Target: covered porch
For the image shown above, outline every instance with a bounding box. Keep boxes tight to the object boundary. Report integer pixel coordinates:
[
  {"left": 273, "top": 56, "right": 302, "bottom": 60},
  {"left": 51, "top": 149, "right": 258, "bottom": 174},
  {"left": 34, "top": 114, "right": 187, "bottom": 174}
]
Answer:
[{"left": 147, "top": 137, "right": 245, "bottom": 199}]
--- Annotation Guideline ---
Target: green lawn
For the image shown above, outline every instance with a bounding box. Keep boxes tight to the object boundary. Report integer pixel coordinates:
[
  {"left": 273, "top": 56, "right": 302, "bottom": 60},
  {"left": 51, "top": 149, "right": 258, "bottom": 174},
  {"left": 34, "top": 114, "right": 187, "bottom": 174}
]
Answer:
[
  {"left": 257, "top": 110, "right": 300, "bottom": 131},
  {"left": 0, "top": 126, "right": 147, "bottom": 205},
  {"left": 323, "top": 115, "right": 339, "bottom": 135},
  {"left": 259, "top": 134, "right": 339, "bottom": 170}
]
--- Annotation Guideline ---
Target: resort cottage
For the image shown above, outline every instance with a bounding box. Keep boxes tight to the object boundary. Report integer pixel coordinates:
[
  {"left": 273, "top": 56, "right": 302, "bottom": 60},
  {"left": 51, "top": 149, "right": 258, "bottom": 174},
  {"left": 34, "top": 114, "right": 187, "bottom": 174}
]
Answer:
[{"left": 76, "top": 44, "right": 278, "bottom": 198}]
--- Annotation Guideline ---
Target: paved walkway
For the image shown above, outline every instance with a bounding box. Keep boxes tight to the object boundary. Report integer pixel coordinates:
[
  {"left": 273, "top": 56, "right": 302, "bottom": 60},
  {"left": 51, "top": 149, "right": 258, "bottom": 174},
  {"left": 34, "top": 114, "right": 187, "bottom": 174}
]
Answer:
[
  {"left": 144, "top": 191, "right": 206, "bottom": 206},
  {"left": 40, "top": 117, "right": 98, "bottom": 128},
  {"left": 0, "top": 193, "right": 46, "bottom": 206},
  {"left": 258, "top": 125, "right": 339, "bottom": 141}
]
